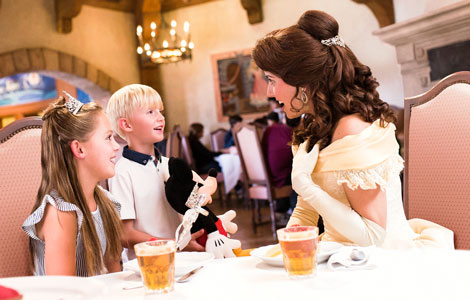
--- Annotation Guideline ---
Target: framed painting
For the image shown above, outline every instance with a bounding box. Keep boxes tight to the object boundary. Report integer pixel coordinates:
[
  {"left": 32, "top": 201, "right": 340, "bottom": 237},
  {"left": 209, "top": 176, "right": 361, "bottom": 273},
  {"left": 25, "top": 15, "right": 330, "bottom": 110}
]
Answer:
[{"left": 211, "top": 49, "right": 270, "bottom": 122}]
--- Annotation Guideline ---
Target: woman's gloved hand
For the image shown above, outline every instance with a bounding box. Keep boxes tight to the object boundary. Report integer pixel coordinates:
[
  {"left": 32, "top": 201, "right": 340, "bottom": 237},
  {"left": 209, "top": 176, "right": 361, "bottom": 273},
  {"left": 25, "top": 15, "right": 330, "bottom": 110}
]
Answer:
[{"left": 291, "top": 141, "right": 320, "bottom": 197}]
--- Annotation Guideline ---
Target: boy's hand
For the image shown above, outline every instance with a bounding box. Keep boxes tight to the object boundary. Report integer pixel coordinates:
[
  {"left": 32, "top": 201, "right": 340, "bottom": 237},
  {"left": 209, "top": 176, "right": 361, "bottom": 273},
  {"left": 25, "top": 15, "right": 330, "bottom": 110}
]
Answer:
[{"left": 182, "top": 229, "right": 205, "bottom": 252}]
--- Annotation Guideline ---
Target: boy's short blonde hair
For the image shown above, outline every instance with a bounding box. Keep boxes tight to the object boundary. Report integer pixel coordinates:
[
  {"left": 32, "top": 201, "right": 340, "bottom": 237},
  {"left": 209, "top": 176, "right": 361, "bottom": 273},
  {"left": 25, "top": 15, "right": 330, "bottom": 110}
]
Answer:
[{"left": 107, "top": 84, "right": 163, "bottom": 140}]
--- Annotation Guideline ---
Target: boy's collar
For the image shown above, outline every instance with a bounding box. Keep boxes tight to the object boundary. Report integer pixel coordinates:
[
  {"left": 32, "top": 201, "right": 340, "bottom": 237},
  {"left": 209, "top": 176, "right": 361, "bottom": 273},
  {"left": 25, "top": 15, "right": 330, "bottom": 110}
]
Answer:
[{"left": 122, "top": 145, "right": 161, "bottom": 165}]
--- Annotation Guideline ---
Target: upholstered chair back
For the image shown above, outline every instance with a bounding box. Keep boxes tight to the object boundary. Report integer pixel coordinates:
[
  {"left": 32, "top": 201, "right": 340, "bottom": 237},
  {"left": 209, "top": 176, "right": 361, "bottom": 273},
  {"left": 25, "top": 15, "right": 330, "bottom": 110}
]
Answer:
[
  {"left": 0, "top": 117, "right": 43, "bottom": 277},
  {"left": 404, "top": 71, "right": 470, "bottom": 249},
  {"left": 210, "top": 128, "right": 227, "bottom": 152}
]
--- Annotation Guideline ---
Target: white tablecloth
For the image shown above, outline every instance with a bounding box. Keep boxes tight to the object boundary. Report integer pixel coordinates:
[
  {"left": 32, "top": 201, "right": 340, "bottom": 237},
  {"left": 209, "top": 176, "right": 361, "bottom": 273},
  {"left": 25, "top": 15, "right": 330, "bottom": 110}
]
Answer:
[
  {"left": 215, "top": 154, "right": 242, "bottom": 194},
  {"left": 94, "top": 248, "right": 470, "bottom": 300}
]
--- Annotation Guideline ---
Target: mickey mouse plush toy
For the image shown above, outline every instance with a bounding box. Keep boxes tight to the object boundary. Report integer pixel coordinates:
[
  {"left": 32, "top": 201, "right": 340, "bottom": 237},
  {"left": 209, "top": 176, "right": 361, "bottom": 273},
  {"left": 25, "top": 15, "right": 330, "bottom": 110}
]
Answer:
[{"left": 165, "top": 158, "right": 249, "bottom": 258}]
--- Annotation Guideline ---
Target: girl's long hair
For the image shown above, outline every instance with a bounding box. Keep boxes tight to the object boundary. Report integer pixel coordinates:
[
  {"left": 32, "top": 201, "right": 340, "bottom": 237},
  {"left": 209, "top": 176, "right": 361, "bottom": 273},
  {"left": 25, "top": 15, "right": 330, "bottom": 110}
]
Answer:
[
  {"left": 31, "top": 97, "right": 122, "bottom": 275},
  {"left": 252, "top": 10, "right": 396, "bottom": 150}
]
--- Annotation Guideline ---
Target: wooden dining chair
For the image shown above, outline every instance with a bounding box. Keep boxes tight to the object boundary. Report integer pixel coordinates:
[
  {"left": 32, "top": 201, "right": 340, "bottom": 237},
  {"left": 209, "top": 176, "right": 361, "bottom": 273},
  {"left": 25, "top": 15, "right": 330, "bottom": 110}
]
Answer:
[
  {"left": 210, "top": 128, "right": 227, "bottom": 152},
  {"left": 166, "top": 125, "right": 183, "bottom": 159},
  {"left": 0, "top": 117, "right": 43, "bottom": 277},
  {"left": 166, "top": 125, "right": 226, "bottom": 204},
  {"left": 404, "top": 71, "right": 470, "bottom": 249},
  {"left": 233, "top": 123, "right": 291, "bottom": 239}
]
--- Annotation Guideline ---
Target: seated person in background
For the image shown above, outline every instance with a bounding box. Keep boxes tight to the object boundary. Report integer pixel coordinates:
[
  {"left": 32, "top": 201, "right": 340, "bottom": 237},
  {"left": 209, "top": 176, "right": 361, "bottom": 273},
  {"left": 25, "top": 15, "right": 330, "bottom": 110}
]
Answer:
[
  {"left": 262, "top": 112, "right": 293, "bottom": 215},
  {"left": 107, "top": 84, "right": 204, "bottom": 261},
  {"left": 224, "top": 114, "right": 243, "bottom": 148},
  {"left": 268, "top": 97, "right": 286, "bottom": 124},
  {"left": 23, "top": 95, "right": 122, "bottom": 276},
  {"left": 189, "top": 123, "right": 228, "bottom": 174}
]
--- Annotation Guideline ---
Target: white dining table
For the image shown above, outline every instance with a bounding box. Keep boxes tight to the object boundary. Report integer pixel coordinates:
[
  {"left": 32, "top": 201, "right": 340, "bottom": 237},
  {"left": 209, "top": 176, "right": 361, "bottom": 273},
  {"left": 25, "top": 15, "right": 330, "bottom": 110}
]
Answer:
[{"left": 93, "top": 248, "right": 470, "bottom": 300}]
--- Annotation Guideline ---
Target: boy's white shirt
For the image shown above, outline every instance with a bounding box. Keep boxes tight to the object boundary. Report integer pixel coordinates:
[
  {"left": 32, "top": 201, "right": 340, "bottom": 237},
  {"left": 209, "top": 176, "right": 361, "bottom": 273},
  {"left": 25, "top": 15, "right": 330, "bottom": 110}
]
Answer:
[{"left": 109, "top": 155, "right": 182, "bottom": 260}]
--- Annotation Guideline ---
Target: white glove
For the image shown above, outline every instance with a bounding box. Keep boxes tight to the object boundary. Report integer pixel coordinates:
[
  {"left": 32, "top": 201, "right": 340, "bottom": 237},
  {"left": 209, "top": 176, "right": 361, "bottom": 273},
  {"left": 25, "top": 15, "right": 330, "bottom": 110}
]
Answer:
[
  {"left": 291, "top": 141, "right": 385, "bottom": 246},
  {"left": 217, "top": 210, "right": 238, "bottom": 234},
  {"left": 205, "top": 231, "right": 241, "bottom": 259},
  {"left": 177, "top": 229, "right": 191, "bottom": 251}
]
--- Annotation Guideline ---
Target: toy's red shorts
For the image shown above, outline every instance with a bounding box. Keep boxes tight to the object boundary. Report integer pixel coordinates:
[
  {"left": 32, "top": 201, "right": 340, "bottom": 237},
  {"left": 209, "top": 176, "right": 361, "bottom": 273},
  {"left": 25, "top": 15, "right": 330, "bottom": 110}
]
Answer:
[{"left": 196, "top": 219, "right": 227, "bottom": 246}]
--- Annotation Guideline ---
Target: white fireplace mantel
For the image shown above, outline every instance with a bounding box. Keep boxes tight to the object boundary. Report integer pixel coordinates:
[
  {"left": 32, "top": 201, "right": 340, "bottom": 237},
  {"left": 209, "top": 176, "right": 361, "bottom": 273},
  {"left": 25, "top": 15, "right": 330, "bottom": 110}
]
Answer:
[{"left": 374, "top": 1, "right": 470, "bottom": 97}]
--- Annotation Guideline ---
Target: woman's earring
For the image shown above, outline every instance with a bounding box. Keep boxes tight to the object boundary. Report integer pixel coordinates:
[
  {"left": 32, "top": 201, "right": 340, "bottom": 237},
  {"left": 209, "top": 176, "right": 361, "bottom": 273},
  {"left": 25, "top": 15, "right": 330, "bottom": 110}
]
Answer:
[
  {"left": 290, "top": 88, "right": 309, "bottom": 113},
  {"left": 299, "top": 87, "right": 309, "bottom": 104}
]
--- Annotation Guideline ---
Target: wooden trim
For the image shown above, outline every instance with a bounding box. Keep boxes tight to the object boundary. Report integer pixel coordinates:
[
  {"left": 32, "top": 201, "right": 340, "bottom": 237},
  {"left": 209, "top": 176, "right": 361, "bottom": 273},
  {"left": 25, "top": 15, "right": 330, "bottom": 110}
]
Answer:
[
  {"left": 352, "top": 0, "right": 394, "bottom": 28},
  {"left": 0, "top": 117, "right": 43, "bottom": 143},
  {"left": 403, "top": 71, "right": 470, "bottom": 217},
  {"left": 0, "top": 99, "right": 55, "bottom": 119}
]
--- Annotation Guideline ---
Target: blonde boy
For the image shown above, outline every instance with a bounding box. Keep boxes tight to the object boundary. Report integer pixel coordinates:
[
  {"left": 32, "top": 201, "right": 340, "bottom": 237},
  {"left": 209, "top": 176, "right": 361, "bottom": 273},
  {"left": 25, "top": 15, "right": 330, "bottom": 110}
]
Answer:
[{"left": 107, "top": 84, "right": 203, "bottom": 260}]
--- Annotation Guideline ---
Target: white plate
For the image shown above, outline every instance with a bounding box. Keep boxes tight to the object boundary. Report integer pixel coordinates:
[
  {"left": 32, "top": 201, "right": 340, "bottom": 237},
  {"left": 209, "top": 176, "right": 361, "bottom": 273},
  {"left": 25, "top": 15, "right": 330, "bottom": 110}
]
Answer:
[
  {"left": 252, "top": 241, "right": 344, "bottom": 267},
  {"left": 0, "top": 276, "right": 106, "bottom": 300},
  {"left": 124, "top": 251, "right": 214, "bottom": 277},
  {"left": 251, "top": 245, "right": 284, "bottom": 267}
]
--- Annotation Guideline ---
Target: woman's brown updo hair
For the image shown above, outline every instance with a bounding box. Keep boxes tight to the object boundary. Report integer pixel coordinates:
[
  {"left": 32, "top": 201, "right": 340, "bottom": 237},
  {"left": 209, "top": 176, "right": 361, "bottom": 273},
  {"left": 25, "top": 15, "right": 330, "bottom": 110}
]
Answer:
[{"left": 252, "top": 10, "right": 396, "bottom": 150}]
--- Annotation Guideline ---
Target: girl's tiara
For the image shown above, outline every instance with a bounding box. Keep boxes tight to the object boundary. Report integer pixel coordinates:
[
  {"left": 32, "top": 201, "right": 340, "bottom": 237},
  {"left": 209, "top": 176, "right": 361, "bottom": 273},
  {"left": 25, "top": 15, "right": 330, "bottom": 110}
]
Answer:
[{"left": 63, "top": 91, "right": 83, "bottom": 115}]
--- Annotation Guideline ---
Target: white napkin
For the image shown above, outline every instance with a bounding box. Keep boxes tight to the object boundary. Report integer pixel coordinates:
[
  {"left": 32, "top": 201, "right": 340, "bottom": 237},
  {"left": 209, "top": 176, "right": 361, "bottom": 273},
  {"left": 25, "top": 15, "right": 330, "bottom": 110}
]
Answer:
[
  {"left": 327, "top": 246, "right": 376, "bottom": 271},
  {"left": 214, "top": 154, "right": 242, "bottom": 194}
]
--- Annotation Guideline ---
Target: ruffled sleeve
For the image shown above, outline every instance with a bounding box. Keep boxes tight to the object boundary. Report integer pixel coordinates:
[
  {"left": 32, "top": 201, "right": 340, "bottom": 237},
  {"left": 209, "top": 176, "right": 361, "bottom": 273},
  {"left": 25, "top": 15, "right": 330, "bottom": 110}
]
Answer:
[
  {"left": 314, "top": 120, "right": 404, "bottom": 190},
  {"left": 22, "top": 191, "right": 84, "bottom": 241}
]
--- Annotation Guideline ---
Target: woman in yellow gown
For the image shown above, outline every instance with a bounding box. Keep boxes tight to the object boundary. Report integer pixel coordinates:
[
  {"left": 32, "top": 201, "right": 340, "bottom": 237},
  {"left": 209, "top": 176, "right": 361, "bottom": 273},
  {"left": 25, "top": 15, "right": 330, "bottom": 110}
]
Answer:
[{"left": 252, "top": 10, "right": 453, "bottom": 249}]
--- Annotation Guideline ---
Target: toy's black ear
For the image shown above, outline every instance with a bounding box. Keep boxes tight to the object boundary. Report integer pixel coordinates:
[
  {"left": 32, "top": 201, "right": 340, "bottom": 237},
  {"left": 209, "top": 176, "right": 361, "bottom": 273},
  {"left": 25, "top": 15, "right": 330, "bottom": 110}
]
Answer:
[
  {"left": 208, "top": 168, "right": 217, "bottom": 178},
  {"left": 168, "top": 157, "right": 193, "bottom": 183}
]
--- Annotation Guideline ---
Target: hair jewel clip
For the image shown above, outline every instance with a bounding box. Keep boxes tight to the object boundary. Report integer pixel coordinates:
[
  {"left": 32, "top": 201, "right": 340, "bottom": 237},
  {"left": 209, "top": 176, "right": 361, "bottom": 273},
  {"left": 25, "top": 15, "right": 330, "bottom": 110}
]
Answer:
[
  {"left": 321, "top": 35, "right": 345, "bottom": 48},
  {"left": 63, "top": 91, "right": 83, "bottom": 115}
]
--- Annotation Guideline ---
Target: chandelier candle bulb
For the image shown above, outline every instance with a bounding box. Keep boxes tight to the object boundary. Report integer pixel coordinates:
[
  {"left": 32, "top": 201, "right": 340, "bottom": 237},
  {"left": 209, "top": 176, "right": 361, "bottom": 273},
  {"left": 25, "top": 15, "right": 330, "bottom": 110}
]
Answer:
[{"left": 136, "top": 15, "right": 193, "bottom": 64}]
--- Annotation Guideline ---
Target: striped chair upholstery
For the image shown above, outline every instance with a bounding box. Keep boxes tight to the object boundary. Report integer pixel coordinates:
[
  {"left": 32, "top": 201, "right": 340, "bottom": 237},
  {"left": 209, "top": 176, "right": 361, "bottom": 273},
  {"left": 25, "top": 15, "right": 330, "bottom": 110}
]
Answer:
[
  {"left": 0, "top": 117, "right": 43, "bottom": 277},
  {"left": 404, "top": 71, "right": 470, "bottom": 249}
]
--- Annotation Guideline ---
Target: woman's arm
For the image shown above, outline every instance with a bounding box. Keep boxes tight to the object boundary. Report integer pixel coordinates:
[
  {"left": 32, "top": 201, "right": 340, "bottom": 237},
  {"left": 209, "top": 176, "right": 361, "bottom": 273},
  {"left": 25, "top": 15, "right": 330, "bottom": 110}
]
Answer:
[
  {"left": 343, "top": 185, "right": 387, "bottom": 229},
  {"left": 333, "top": 115, "right": 387, "bottom": 229},
  {"left": 39, "top": 204, "right": 78, "bottom": 275}
]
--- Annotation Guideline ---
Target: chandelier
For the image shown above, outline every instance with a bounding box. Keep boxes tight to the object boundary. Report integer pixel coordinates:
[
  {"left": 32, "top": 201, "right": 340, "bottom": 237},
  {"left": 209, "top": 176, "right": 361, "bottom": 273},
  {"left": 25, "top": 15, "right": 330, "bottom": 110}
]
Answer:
[{"left": 136, "top": 17, "right": 194, "bottom": 64}]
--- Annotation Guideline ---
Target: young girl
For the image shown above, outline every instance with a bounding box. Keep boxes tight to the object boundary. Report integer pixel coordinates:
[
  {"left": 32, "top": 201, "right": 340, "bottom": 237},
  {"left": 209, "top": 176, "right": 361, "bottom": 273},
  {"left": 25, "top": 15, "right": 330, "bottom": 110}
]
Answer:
[{"left": 22, "top": 94, "right": 123, "bottom": 276}]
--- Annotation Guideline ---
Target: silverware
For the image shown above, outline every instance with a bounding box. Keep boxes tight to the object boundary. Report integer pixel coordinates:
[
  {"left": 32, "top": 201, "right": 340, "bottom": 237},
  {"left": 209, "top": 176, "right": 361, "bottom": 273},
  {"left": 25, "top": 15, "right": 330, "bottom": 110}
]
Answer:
[
  {"left": 350, "top": 248, "right": 366, "bottom": 262},
  {"left": 122, "top": 284, "right": 143, "bottom": 290},
  {"left": 176, "top": 266, "right": 204, "bottom": 283},
  {"left": 122, "top": 266, "right": 204, "bottom": 290}
]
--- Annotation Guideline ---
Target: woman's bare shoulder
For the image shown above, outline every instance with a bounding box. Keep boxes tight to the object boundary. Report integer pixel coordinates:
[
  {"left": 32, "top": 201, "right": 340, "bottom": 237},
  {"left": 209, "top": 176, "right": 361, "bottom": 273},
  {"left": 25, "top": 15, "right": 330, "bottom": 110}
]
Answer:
[{"left": 331, "top": 114, "right": 371, "bottom": 143}]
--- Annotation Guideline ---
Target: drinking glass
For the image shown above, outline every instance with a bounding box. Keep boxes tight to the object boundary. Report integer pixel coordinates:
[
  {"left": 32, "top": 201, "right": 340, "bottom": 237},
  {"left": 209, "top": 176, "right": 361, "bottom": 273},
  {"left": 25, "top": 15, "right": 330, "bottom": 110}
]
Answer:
[
  {"left": 134, "top": 240, "right": 176, "bottom": 294},
  {"left": 277, "top": 226, "right": 319, "bottom": 279}
]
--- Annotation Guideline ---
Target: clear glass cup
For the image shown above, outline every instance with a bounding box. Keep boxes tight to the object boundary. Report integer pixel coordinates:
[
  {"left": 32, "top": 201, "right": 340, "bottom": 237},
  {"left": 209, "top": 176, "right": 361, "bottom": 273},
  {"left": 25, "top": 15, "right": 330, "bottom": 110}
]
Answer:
[
  {"left": 277, "top": 226, "right": 319, "bottom": 279},
  {"left": 134, "top": 240, "right": 176, "bottom": 294}
]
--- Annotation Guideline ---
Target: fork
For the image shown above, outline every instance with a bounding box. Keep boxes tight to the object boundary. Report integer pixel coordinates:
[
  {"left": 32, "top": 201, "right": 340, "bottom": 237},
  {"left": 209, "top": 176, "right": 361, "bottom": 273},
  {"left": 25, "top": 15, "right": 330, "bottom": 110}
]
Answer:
[{"left": 122, "top": 266, "right": 204, "bottom": 290}]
